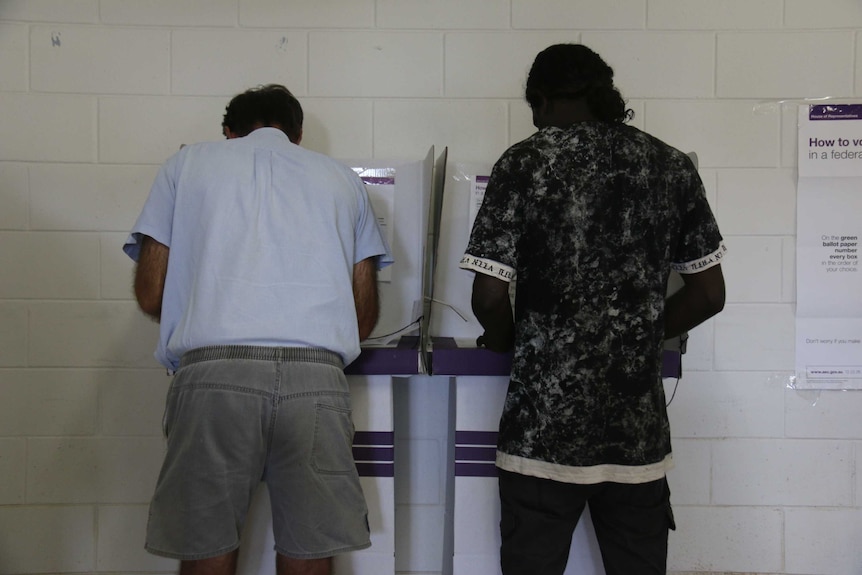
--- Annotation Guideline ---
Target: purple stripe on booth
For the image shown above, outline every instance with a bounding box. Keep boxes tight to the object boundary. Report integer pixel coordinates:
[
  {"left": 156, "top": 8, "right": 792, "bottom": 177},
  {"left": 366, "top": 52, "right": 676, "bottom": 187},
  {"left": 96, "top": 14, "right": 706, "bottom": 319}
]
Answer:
[
  {"left": 345, "top": 337, "right": 421, "bottom": 375},
  {"left": 433, "top": 337, "right": 513, "bottom": 376},
  {"left": 352, "top": 431, "right": 394, "bottom": 476},
  {"left": 355, "top": 462, "right": 394, "bottom": 477},
  {"left": 353, "top": 431, "right": 394, "bottom": 446},
  {"left": 455, "top": 462, "right": 498, "bottom": 477},
  {"left": 456, "top": 446, "right": 496, "bottom": 462},
  {"left": 352, "top": 446, "right": 394, "bottom": 461},
  {"left": 455, "top": 430, "right": 498, "bottom": 446}
]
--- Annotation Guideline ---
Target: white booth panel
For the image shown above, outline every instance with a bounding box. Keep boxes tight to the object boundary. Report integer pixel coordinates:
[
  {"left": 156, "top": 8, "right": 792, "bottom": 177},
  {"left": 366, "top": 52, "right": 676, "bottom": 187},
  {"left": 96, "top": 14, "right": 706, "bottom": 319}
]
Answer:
[{"left": 452, "top": 376, "right": 606, "bottom": 575}]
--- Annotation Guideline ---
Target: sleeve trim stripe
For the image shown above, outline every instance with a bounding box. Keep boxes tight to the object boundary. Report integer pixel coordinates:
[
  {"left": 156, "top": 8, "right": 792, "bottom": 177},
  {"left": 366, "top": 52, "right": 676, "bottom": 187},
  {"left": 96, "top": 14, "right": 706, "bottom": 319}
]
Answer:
[
  {"left": 458, "top": 254, "right": 514, "bottom": 282},
  {"left": 672, "top": 243, "right": 727, "bottom": 274}
]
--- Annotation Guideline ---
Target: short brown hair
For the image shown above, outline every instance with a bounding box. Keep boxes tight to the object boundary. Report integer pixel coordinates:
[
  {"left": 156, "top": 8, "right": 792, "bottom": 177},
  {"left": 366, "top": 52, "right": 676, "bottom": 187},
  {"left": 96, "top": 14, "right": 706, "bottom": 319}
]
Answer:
[{"left": 222, "top": 84, "right": 303, "bottom": 142}]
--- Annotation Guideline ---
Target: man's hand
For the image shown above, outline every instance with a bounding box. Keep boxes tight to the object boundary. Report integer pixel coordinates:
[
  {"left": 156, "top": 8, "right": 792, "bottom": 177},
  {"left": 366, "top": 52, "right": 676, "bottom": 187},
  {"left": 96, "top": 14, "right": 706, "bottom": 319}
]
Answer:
[
  {"left": 471, "top": 273, "right": 515, "bottom": 353},
  {"left": 665, "top": 264, "right": 725, "bottom": 339},
  {"left": 477, "top": 331, "right": 513, "bottom": 353}
]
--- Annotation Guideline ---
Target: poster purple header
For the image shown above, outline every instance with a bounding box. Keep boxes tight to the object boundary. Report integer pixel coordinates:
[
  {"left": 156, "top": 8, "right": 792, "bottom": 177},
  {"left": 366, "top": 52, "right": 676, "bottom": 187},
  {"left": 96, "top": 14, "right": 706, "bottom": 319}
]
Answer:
[{"left": 810, "top": 104, "right": 862, "bottom": 121}]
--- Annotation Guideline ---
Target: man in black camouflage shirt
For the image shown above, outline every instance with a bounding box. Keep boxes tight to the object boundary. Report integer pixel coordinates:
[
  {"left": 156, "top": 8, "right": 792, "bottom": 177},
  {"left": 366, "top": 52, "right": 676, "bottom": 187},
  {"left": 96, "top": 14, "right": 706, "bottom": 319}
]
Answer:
[{"left": 460, "top": 44, "right": 726, "bottom": 575}]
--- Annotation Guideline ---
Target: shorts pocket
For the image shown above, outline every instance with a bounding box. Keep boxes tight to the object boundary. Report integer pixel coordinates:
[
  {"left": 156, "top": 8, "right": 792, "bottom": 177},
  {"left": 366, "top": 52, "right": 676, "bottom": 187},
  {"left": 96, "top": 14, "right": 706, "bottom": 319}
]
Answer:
[{"left": 311, "top": 402, "right": 356, "bottom": 475}]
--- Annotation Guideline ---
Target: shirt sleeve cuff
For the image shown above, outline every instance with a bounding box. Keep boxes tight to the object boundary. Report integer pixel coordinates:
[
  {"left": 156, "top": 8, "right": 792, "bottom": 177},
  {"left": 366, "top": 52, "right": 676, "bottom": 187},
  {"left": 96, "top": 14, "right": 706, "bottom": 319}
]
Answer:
[
  {"left": 459, "top": 254, "right": 515, "bottom": 281},
  {"left": 672, "top": 243, "right": 727, "bottom": 274}
]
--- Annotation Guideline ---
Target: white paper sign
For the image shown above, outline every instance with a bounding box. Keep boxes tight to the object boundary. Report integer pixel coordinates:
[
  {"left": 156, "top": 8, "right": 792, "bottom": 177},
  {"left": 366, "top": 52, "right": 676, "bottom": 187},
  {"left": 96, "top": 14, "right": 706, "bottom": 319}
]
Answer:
[{"left": 796, "top": 104, "right": 862, "bottom": 389}]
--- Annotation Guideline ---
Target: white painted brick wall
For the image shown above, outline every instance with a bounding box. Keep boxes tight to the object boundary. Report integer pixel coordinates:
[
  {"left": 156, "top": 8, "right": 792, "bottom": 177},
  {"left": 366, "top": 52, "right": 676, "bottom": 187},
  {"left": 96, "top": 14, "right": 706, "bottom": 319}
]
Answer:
[
  {"left": 171, "top": 30, "right": 308, "bottom": 97},
  {"left": 645, "top": 100, "right": 779, "bottom": 168},
  {"left": 2, "top": 3, "right": 862, "bottom": 575},
  {"left": 0, "top": 439, "right": 26, "bottom": 504},
  {"left": 0, "top": 94, "right": 96, "bottom": 162},
  {"left": 302, "top": 99, "right": 374, "bottom": 158},
  {"left": 0, "top": 304, "right": 28, "bottom": 367},
  {"left": 0, "top": 232, "right": 101, "bottom": 299},
  {"left": 785, "top": 508, "right": 862, "bottom": 574},
  {"left": 0, "top": 23, "right": 28, "bottom": 92},
  {"left": 648, "top": 0, "right": 783, "bottom": 30},
  {"left": 309, "top": 32, "right": 444, "bottom": 98},
  {"left": 26, "top": 437, "right": 164, "bottom": 504},
  {"left": 786, "top": 389, "right": 862, "bottom": 439},
  {"left": 511, "top": 0, "right": 646, "bottom": 30},
  {"left": 29, "top": 165, "right": 157, "bottom": 232},
  {"left": 665, "top": 439, "right": 711, "bottom": 505},
  {"left": 667, "top": 371, "right": 785, "bottom": 438},
  {"left": 669, "top": 506, "right": 784, "bottom": 572},
  {"left": 97, "top": 369, "right": 171, "bottom": 436},
  {"left": 582, "top": 32, "right": 715, "bottom": 99},
  {"left": 0, "top": 0, "right": 98, "bottom": 23},
  {"left": 712, "top": 439, "right": 854, "bottom": 506},
  {"left": 445, "top": 32, "right": 581, "bottom": 98},
  {"left": 373, "top": 100, "right": 508, "bottom": 162},
  {"left": 0, "top": 371, "right": 98, "bottom": 436},
  {"left": 97, "top": 505, "right": 179, "bottom": 571},
  {"left": 856, "top": 30, "right": 862, "bottom": 96},
  {"left": 780, "top": 104, "right": 801, "bottom": 167},
  {"left": 782, "top": 237, "right": 796, "bottom": 303},
  {"left": 30, "top": 26, "right": 171, "bottom": 95},
  {"left": 716, "top": 169, "right": 796, "bottom": 235},
  {"left": 714, "top": 304, "right": 796, "bottom": 371},
  {"left": 722, "top": 236, "right": 783, "bottom": 302},
  {"left": 0, "top": 163, "right": 29, "bottom": 230},
  {"left": 717, "top": 32, "right": 854, "bottom": 98},
  {"left": 0, "top": 506, "right": 95, "bottom": 573},
  {"left": 100, "top": 0, "right": 238, "bottom": 27},
  {"left": 240, "top": 0, "right": 375, "bottom": 28},
  {"left": 784, "top": 0, "right": 862, "bottom": 29},
  {"left": 29, "top": 301, "right": 161, "bottom": 367},
  {"left": 378, "top": 0, "right": 510, "bottom": 30},
  {"left": 99, "top": 96, "right": 226, "bottom": 164}
]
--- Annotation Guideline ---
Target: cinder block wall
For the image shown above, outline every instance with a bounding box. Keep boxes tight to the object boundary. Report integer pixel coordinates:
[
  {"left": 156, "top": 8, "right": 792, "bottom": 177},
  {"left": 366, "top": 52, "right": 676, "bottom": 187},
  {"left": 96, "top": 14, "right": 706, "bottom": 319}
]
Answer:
[{"left": 1, "top": 1, "right": 861, "bottom": 574}]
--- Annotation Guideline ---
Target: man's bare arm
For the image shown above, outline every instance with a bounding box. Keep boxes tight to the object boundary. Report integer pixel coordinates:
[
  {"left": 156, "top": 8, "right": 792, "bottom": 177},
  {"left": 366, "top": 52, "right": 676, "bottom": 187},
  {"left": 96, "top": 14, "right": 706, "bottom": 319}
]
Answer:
[
  {"left": 664, "top": 264, "right": 725, "bottom": 339},
  {"left": 353, "top": 257, "right": 379, "bottom": 341},
  {"left": 134, "top": 236, "right": 169, "bottom": 322},
  {"left": 471, "top": 273, "right": 515, "bottom": 352}
]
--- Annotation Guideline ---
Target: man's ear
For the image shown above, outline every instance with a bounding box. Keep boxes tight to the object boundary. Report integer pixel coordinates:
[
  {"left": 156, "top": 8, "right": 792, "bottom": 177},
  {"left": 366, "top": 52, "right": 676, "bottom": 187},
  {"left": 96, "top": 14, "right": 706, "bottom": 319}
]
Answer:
[
  {"left": 293, "top": 128, "right": 303, "bottom": 145},
  {"left": 224, "top": 126, "right": 239, "bottom": 139}
]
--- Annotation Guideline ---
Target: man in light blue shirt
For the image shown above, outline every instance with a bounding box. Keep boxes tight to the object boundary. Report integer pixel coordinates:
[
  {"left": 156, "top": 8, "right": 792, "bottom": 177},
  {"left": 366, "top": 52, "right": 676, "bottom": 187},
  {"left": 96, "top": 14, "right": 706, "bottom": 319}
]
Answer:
[{"left": 125, "top": 84, "right": 392, "bottom": 575}]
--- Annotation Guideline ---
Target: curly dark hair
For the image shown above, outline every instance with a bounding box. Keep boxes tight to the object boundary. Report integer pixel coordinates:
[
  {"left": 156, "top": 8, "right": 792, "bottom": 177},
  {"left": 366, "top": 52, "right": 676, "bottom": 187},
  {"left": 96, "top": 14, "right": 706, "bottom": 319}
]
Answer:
[
  {"left": 222, "top": 84, "right": 303, "bottom": 142},
  {"left": 525, "top": 44, "right": 634, "bottom": 124}
]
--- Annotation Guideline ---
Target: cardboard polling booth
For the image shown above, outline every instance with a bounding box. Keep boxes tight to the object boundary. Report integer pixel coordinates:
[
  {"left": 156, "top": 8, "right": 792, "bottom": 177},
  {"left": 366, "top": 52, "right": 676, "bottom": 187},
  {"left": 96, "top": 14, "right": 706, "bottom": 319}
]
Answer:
[
  {"left": 238, "top": 149, "right": 439, "bottom": 575},
  {"left": 431, "top": 155, "right": 698, "bottom": 575}
]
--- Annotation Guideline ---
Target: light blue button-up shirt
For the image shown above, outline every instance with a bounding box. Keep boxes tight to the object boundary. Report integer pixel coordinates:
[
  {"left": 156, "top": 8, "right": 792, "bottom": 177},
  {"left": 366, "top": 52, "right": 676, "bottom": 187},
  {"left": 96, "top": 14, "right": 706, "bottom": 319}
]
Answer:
[{"left": 124, "top": 127, "right": 392, "bottom": 369}]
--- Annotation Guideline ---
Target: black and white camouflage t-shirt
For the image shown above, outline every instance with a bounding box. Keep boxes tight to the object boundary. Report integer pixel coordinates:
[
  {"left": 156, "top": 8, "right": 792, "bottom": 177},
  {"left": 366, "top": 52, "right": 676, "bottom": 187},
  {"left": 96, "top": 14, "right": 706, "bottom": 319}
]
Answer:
[{"left": 460, "top": 122, "right": 725, "bottom": 485}]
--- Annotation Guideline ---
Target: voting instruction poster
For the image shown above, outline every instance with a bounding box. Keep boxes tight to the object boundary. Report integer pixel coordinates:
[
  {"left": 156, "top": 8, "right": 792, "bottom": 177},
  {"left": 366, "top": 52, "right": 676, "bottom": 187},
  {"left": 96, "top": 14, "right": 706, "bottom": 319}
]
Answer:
[{"left": 796, "top": 104, "right": 862, "bottom": 389}]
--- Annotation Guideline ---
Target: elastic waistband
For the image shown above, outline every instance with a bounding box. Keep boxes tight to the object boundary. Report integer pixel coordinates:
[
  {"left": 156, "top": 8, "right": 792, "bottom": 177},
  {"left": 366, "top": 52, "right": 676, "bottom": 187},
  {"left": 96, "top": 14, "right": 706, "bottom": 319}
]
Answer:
[{"left": 179, "top": 345, "right": 343, "bottom": 369}]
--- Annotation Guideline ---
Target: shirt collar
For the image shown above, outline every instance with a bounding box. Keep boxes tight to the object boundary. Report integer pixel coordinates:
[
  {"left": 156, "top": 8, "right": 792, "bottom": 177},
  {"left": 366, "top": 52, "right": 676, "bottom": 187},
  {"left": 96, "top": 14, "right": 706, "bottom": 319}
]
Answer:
[{"left": 244, "top": 126, "right": 291, "bottom": 143}]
